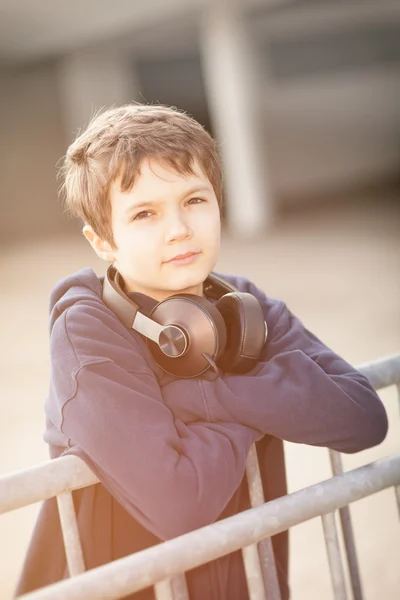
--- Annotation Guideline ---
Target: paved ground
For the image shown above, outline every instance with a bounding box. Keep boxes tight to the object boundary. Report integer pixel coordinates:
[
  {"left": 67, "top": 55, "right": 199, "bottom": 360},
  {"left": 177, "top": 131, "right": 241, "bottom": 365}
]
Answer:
[{"left": 0, "top": 189, "right": 399, "bottom": 599}]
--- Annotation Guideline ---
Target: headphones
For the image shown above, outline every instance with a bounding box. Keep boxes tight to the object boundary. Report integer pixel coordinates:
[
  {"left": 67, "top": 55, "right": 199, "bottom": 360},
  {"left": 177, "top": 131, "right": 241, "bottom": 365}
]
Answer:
[{"left": 103, "top": 264, "right": 267, "bottom": 379}]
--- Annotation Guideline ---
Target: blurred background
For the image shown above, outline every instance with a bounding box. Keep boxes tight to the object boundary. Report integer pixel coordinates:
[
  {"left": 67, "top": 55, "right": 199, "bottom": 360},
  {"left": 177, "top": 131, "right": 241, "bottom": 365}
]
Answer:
[{"left": 0, "top": 0, "right": 399, "bottom": 598}]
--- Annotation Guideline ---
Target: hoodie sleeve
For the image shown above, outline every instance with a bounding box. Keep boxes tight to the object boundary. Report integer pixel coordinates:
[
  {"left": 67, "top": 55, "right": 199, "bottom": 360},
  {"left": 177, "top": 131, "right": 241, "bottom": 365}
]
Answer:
[
  {"left": 51, "top": 302, "right": 256, "bottom": 541},
  {"left": 213, "top": 280, "right": 388, "bottom": 454}
]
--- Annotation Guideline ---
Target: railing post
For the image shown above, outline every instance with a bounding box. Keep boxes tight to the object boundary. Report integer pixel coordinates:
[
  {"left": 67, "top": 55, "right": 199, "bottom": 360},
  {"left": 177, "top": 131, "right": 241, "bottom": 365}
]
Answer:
[
  {"left": 329, "top": 450, "right": 364, "bottom": 600},
  {"left": 154, "top": 579, "right": 174, "bottom": 600},
  {"left": 321, "top": 512, "right": 348, "bottom": 600},
  {"left": 397, "top": 384, "right": 400, "bottom": 416},
  {"left": 394, "top": 486, "right": 400, "bottom": 520},
  {"left": 170, "top": 573, "right": 190, "bottom": 600},
  {"left": 246, "top": 443, "right": 281, "bottom": 600},
  {"left": 242, "top": 543, "right": 267, "bottom": 600},
  {"left": 56, "top": 491, "right": 85, "bottom": 576},
  {"left": 155, "top": 573, "right": 189, "bottom": 600}
]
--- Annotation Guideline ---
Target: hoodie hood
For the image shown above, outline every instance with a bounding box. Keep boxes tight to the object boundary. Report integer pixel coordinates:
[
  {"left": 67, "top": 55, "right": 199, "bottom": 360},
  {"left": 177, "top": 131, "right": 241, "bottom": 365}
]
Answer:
[{"left": 49, "top": 268, "right": 103, "bottom": 334}]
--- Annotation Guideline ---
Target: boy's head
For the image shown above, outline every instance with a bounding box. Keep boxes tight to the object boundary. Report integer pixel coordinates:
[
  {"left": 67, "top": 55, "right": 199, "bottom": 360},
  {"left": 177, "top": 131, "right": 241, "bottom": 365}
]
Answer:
[{"left": 61, "top": 104, "right": 223, "bottom": 301}]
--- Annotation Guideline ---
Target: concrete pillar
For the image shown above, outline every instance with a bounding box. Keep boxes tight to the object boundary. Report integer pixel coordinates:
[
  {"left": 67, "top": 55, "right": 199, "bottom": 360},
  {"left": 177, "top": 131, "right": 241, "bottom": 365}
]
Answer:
[
  {"left": 57, "top": 47, "right": 139, "bottom": 142},
  {"left": 200, "top": 2, "right": 273, "bottom": 237}
]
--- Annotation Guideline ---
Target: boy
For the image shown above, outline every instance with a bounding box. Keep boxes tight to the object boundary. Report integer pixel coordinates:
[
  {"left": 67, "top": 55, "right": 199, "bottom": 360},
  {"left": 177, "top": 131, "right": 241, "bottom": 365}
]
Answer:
[{"left": 16, "top": 104, "right": 388, "bottom": 599}]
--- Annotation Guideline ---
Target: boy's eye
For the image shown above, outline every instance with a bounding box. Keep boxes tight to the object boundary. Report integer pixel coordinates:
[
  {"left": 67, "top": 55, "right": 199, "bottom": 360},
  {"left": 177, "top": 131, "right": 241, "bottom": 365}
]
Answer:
[
  {"left": 133, "top": 210, "right": 153, "bottom": 221},
  {"left": 132, "top": 198, "right": 205, "bottom": 221},
  {"left": 187, "top": 197, "right": 205, "bottom": 205}
]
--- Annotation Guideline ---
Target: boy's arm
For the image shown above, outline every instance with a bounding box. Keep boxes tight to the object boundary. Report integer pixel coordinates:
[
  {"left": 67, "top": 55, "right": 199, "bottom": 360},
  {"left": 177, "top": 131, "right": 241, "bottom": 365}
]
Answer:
[
  {"left": 53, "top": 304, "right": 257, "bottom": 541},
  {"left": 207, "top": 281, "right": 388, "bottom": 454}
]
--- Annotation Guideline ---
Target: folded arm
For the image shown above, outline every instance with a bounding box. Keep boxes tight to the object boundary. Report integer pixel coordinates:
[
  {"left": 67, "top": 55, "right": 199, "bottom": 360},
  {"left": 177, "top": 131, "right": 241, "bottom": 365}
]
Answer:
[
  {"left": 211, "top": 281, "right": 388, "bottom": 454},
  {"left": 55, "top": 304, "right": 256, "bottom": 540}
]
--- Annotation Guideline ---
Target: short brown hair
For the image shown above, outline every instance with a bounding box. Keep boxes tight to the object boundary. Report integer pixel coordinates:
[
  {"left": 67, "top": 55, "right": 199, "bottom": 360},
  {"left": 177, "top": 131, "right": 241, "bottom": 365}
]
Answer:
[{"left": 60, "top": 104, "right": 223, "bottom": 248}]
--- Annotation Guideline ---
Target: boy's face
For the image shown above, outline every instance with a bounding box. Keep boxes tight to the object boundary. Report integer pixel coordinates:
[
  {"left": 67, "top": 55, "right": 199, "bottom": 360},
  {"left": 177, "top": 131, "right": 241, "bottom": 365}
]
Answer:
[{"left": 85, "top": 158, "right": 221, "bottom": 301}]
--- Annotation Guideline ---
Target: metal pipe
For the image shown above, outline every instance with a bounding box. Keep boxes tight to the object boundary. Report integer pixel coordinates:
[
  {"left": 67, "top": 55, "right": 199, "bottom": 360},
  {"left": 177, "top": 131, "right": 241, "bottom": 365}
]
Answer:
[
  {"left": 18, "top": 454, "right": 400, "bottom": 600},
  {"left": 242, "top": 543, "right": 267, "bottom": 600},
  {"left": 325, "top": 352, "right": 400, "bottom": 600},
  {"left": 358, "top": 354, "right": 400, "bottom": 390},
  {"left": 321, "top": 512, "right": 348, "bottom": 600},
  {"left": 170, "top": 573, "right": 190, "bottom": 600},
  {"left": 394, "top": 485, "right": 400, "bottom": 520},
  {"left": 246, "top": 443, "right": 281, "bottom": 600},
  {"left": 154, "top": 579, "right": 174, "bottom": 600},
  {"left": 329, "top": 451, "right": 364, "bottom": 600},
  {"left": 0, "top": 455, "right": 98, "bottom": 515},
  {"left": 56, "top": 492, "right": 86, "bottom": 577}
]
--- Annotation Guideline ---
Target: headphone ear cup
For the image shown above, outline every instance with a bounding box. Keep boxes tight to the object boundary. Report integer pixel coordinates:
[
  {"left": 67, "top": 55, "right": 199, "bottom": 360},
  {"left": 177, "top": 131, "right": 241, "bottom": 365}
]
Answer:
[
  {"left": 215, "top": 292, "right": 266, "bottom": 374},
  {"left": 149, "top": 294, "right": 227, "bottom": 378}
]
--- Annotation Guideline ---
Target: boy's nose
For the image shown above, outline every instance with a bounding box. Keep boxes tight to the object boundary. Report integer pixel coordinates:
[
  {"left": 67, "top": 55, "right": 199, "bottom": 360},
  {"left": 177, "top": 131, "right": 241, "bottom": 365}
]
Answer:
[{"left": 165, "top": 212, "right": 193, "bottom": 243}]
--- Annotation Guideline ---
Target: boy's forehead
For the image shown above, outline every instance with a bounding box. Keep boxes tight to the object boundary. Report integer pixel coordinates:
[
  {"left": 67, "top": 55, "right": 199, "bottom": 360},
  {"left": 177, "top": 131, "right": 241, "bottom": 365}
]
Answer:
[{"left": 112, "top": 157, "right": 212, "bottom": 198}]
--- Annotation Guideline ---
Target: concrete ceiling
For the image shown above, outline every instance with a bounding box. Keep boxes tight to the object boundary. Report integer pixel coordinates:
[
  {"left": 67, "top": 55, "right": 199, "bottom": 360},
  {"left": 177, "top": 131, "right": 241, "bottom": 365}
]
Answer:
[
  {"left": 0, "top": 0, "right": 314, "bottom": 65},
  {"left": 0, "top": 0, "right": 398, "bottom": 66},
  {"left": 0, "top": 0, "right": 205, "bottom": 63}
]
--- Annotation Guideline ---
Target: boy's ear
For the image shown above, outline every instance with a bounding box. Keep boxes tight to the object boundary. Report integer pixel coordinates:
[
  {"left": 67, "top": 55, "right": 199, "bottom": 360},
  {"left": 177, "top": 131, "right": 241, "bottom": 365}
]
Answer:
[{"left": 82, "top": 225, "right": 116, "bottom": 263}]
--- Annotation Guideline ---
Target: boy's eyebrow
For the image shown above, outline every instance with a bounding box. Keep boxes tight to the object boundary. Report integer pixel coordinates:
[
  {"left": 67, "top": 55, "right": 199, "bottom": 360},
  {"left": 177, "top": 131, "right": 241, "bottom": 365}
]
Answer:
[{"left": 125, "top": 184, "right": 214, "bottom": 213}]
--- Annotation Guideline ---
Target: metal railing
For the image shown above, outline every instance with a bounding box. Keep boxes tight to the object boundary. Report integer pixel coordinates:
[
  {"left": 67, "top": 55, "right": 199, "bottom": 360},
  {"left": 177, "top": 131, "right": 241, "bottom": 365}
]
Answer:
[
  {"left": 327, "top": 353, "right": 400, "bottom": 600},
  {"left": 1, "top": 353, "right": 399, "bottom": 600}
]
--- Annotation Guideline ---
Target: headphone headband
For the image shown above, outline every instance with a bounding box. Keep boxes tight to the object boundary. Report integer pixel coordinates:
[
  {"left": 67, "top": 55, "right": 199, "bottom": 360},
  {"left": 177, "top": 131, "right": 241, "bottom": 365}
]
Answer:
[
  {"left": 102, "top": 264, "right": 239, "bottom": 329},
  {"left": 102, "top": 266, "right": 139, "bottom": 329},
  {"left": 102, "top": 265, "right": 266, "bottom": 378}
]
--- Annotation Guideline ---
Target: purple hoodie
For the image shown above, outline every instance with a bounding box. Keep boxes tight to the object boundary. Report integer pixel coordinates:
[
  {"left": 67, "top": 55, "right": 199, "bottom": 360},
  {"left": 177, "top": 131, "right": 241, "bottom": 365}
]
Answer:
[{"left": 15, "top": 268, "right": 388, "bottom": 600}]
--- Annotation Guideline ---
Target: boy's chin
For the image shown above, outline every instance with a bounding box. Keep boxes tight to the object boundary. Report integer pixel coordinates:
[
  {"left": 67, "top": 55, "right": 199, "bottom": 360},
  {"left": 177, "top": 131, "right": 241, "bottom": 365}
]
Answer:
[{"left": 165, "top": 269, "right": 208, "bottom": 295}]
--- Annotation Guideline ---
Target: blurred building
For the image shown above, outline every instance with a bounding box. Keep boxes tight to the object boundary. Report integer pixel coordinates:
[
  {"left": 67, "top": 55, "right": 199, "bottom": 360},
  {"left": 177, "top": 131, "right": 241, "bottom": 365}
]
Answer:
[{"left": 0, "top": 0, "right": 399, "bottom": 241}]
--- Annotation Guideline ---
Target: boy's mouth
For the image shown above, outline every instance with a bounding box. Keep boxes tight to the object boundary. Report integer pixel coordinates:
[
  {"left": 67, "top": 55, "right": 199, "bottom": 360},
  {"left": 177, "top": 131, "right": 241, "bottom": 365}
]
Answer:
[{"left": 165, "top": 251, "right": 200, "bottom": 265}]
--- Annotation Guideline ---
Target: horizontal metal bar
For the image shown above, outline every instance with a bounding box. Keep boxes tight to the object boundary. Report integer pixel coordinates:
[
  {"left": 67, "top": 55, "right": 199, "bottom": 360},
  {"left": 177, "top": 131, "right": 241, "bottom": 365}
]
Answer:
[
  {"left": 357, "top": 353, "right": 400, "bottom": 390},
  {"left": 18, "top": 454, "right": 400, "bottom": 600},
  {"left": 0, "top": 455, "right": 99, "bottom": 515}
]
